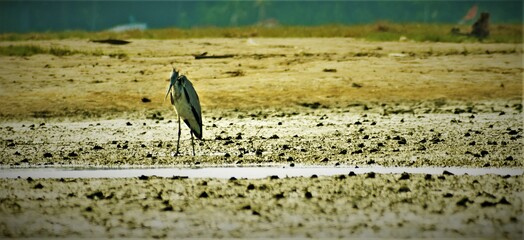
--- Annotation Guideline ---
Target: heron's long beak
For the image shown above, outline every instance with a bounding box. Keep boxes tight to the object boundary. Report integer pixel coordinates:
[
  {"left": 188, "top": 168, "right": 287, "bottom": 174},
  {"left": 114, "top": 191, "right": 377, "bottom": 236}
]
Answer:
[
  {"left": 164, "top": 82, "right": 173, "bottom": 103},
  {"left": 164, "top": 68, "right": 178, "bottom": 103}
]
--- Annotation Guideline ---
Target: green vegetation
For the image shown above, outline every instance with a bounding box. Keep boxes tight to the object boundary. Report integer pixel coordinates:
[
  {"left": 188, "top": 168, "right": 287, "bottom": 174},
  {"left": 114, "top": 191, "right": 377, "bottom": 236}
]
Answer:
[
  {"left": 0, "top": 23, "right": 521, "bottom": 43},
  {"left": 0, "top": 45, "right": 47, "bottom": 56},
  {"left": 0, "top": 45, "right": 81, "bottom": 57},
  {"left": 0, "top": 44, "right": 123, "bottom": 57}
]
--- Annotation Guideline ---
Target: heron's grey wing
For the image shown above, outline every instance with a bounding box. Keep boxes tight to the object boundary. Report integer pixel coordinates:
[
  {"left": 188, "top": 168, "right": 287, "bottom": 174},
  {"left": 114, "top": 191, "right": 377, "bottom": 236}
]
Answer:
[
  {"left": 179, "top": 76, "right": 202, "bottom": 134},
  {"left": 169, "top": 89, "right": 175, "bottom": 105}
]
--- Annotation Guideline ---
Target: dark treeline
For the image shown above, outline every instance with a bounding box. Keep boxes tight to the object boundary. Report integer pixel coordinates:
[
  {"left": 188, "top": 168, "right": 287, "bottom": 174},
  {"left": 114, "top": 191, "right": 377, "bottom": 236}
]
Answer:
[{"left": 0, "top": 1, "right": 521, "bottom": 33}]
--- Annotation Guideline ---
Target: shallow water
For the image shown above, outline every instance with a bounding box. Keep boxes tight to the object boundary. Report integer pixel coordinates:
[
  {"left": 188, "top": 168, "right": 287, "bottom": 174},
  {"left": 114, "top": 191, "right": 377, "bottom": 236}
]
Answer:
[{"left": 0, "top": 165, "right": 521, "bottom": 179}]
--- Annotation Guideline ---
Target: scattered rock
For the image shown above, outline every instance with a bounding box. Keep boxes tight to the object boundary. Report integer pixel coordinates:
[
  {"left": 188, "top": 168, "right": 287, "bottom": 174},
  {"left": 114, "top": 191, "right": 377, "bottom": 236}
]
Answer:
[
  {"left": 199, "top": 191, "right": 209, "bottom": 198},
  {"left": 398, "top": 186, "right": 410, "bottom": 193},
  {"left": 443, "top": 193, "right": 454, "bottom": 198},
  {"left": 351, "top": 83, "right": 362, "bottom": 88},
  {"left": 299, "top": 102, "right": 322, "bottom": 109},
  {"left": 424, "top": 174, "right": 432, "bottom": 180},
  {"left": 171, "top": 176, "right": 188, "bottom": 180},
  {"left": 456, "top": 197, "right": 472, "bottom": 206},
  {"left": 305, "top": 191, "right": 313, "bottom": 199},
  {"left": 93, "top": 145, "right": 104, "bottom": 150},
  {"left": 162, "top": 205, "right": 174, "bottom": 211},
  {"left": 352, "top": 149, "right": 363, "bottom": 154},
  {"left": 498, "top": 197, "right": 511, "bottom": 205},
  {"left": 507, "top": 129, "right": 518, "bottom": 135},
  {"left": 274, "top": 193, "right": 285, "bottom": 199},
  {"left": 399, "top": 172, "right": 410, "bottom": 180},
  {"left": 86, "top": 191, "right": 105, "bottom": 200},
  {"left": 480, "top": 201, "right": 497, "bottom": 207},
  {"left": 68, "top": 152, "right": 78, "bottom": 157},
  {"left": 480, "top": 150, "right": 489, "bottom": 157}
]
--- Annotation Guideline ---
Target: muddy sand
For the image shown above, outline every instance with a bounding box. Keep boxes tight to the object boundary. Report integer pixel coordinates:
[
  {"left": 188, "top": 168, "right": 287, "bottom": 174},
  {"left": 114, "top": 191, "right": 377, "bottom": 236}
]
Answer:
[{"left": 0, "top": 38, "right": 522, "bottom": 238}]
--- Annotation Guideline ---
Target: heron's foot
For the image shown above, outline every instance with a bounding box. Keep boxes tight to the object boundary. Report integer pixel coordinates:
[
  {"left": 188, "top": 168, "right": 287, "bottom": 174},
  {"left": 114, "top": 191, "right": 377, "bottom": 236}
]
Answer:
[{"left": 170, "top": 151, "right": 181, "bottom": 157}]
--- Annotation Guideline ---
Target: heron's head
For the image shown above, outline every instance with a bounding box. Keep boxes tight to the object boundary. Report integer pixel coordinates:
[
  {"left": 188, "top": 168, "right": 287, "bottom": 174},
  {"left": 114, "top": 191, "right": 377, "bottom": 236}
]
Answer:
[
  {"left": 165, "top": 67, "right": 180, "bottom": 102},
  {"left": 168, "top": 68, "right": 180, "bottom": 87},
  {"left": 170, "top": 68, "right": 179, "bottom": 81}
]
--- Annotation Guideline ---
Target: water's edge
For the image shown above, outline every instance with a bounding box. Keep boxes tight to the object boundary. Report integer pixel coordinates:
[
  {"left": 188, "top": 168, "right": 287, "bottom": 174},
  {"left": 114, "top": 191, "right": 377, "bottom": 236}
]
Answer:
[{"left": 0, "top": 166, "right": 522, "bottom": 179}]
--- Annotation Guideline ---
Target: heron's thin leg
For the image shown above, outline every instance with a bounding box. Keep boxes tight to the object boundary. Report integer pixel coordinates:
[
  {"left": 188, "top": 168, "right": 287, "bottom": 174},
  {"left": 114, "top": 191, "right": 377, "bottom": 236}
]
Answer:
[
  {"left": 176, "top": 115, "right": 181, "bottom": 156},
  {"left": 190, "top": 131, "right": 195, "bottom": 156}
]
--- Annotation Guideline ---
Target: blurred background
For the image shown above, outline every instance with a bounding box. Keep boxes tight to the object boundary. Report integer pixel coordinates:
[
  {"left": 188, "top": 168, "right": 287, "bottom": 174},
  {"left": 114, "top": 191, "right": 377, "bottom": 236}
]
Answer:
[{"left": 0, "top": 0, "right": 521, "bottom": 33}]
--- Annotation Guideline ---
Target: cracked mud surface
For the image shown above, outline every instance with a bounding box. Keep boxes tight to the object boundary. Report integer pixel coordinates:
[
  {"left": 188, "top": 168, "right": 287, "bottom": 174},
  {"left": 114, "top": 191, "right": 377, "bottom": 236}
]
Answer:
[{"left": 0, "top": 38, "right": 522, "bottom": 238}]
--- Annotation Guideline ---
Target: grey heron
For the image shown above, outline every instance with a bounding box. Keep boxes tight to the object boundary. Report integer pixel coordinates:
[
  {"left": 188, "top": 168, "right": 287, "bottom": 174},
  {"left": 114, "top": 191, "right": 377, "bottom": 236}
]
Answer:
[{"left": 164, "top": 68, "right": 202, "bottom": 156}]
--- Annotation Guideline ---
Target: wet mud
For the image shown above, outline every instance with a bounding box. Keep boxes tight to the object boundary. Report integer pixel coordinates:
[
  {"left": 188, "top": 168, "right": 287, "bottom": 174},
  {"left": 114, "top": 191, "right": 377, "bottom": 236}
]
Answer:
[
  {"left": 0, "top": 174, "right": 521, "bottom": 238},
  {"left": 0, "top": 38, "right": 522, "bottom": 238},
  {"left": 0, "top": 104, "right": 522, "bottom": 168}
]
